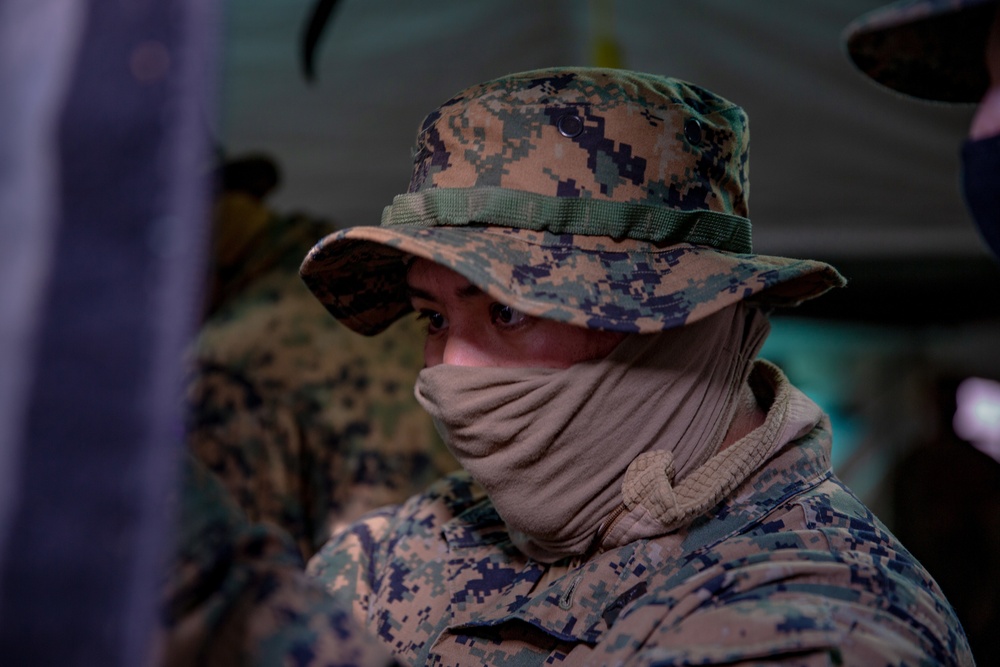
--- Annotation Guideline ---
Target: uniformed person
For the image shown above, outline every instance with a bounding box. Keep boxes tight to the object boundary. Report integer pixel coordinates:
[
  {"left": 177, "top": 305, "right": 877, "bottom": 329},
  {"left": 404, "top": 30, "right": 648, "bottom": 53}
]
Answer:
[{"left": 301, "top": 67, "right": 974, "bottom": 665}]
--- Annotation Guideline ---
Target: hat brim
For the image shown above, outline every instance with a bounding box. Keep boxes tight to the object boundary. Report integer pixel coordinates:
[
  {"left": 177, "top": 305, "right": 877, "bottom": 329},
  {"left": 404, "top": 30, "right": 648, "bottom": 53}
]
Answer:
[
  {"left": 844, "top": 0, "right": 996, "bottom": 103},
  {"left": 300, "top": 225, "right": 844, "bottom": 336}
]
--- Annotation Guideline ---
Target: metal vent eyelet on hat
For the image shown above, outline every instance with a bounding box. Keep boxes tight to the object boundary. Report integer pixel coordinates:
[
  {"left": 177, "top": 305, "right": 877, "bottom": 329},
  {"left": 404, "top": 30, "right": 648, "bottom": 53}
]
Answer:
[
  {"left": 557, "top": 113, "right": 584, "bottom": 138},
  {"left": 684, "top": 118, "right": 703, "bottom": 145}
]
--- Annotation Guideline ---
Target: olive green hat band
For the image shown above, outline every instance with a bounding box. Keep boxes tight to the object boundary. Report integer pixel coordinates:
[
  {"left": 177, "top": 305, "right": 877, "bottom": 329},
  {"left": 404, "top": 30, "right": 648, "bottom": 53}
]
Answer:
[{"left": 381, "top": 187, "right": 752, "bottom": 253}]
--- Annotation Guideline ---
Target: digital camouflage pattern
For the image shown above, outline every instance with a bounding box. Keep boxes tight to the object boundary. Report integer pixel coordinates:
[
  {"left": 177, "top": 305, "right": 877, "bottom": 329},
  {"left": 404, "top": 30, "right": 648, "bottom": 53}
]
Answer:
[
  {"left": 308, "top": 363, "right": 974, "bottom": 666},
  {"left": 844, "top": 0, "right": 996, "bottom": 103},
  {"left": 188, "top": 195, "right": 457, "bottom": 561},
  {"left": 158, "top": 455, "right": 393, "bottom": 667},
  {"left": 300, "top": 67, "right": 844, "bottom": 336}
]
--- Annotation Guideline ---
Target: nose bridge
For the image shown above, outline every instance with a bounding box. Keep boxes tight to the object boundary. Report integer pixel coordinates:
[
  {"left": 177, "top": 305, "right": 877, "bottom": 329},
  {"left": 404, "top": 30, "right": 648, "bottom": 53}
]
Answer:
[{"left": 441, "top": 322, "right": 490, "bottom": 367}]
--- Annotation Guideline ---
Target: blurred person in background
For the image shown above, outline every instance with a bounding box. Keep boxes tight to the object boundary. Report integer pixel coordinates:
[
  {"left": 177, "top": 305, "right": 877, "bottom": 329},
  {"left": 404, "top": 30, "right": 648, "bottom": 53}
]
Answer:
[
  {"left": 187, "top": 153, "right": 457, "bottom": 561},
  {"left": 845, "top": 0, "right": 1000, "bottom": 261},
  {"left": 158, "top": 153, "right": 461, "bottom": 665},
  {"left": 158, "top": 454, "right": 394, "bottom": 666},
  {"left": 846, "top": 2, "right": 1000, "bottom": 661}
]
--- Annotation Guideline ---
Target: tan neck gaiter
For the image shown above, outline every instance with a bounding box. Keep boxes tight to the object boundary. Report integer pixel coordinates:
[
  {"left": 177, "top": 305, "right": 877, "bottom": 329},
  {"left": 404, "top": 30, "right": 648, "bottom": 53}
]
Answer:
[{"left": 414, "top": 303, "right": 770, "bottom": 563}]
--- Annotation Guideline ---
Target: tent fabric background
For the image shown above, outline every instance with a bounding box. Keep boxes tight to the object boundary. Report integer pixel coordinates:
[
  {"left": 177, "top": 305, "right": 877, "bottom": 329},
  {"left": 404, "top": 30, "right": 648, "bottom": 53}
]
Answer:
[{"left": 220, "top": 0, "right": 980, "bottom": 259}]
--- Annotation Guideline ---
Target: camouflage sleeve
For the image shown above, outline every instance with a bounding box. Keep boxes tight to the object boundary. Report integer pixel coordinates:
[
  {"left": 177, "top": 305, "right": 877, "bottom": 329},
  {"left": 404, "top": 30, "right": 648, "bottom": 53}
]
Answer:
[
  {"left": 625, "top": 599, "right": 914, "bottom": 666},
  {"left": 595, "top": 548, "right": 970, "bottom": 666},
  {"left": 159, "top": 454, "right": 394, "bottom": 667},
  {"left": 304, "top": 505, "right": 397, "bottom": 629},
  {"left": 306, "top": 471, "right": 486, "bottom": 630}
]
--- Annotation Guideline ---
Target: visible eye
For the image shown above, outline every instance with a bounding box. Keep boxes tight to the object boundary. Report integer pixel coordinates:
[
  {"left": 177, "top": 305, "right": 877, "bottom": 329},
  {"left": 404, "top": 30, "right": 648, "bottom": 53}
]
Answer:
[
  {"left": 415, "top": 309, "right": 447, "bottom": 334},
  {"left": 489, "top": 302, "right": 530, "bottom": 329}
]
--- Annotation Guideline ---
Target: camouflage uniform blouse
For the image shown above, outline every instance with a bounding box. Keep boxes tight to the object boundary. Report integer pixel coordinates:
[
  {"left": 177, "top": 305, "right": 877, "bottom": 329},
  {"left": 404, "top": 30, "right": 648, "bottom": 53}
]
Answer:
[{"left": 308, "top": 364, "right": 973, "bottom": 666}]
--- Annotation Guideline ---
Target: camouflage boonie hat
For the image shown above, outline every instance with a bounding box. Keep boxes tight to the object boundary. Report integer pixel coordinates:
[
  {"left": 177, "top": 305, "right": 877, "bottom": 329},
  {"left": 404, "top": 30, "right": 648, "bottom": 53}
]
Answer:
[
  {"left": 844, "top": 0, "right": 997, "bottom": 103},
  {"left": 301, "top": 67, "right": 844, "bottom": 335}
]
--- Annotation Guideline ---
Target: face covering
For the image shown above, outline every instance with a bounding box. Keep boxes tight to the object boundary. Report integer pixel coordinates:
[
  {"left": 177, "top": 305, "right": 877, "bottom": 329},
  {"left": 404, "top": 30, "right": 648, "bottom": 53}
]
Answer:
[
  {"left": 414, "top": 302, "right": 770, "bottom": 562},
  {"left": 961, "top": 134, "right": 1000, "bottom": 260}
]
